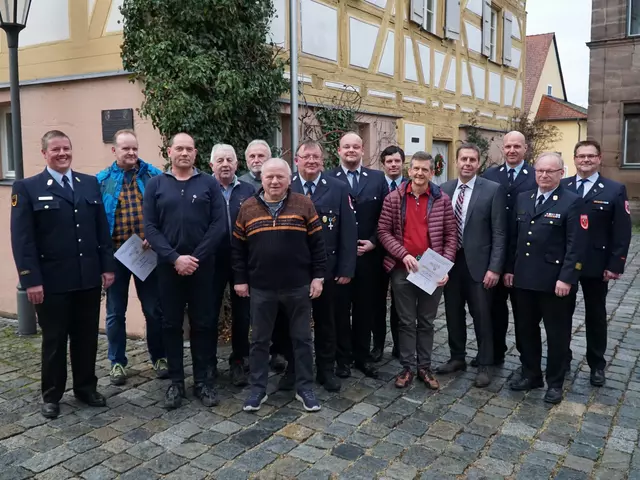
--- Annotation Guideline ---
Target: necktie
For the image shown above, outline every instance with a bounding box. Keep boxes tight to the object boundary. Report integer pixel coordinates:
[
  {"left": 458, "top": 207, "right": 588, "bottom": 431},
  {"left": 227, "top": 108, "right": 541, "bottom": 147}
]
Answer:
[
  {"left": 454, "top": 184, "right": 467, "bottom": 249},
  {"left": 576, "top": 178, "right": 588, "bottom": 198},
  {"left": 508, "top": 168, "right": 515, "bottom": 185},
  {"left": 62, "top": 175, "right": 74, "bottom": 202},
  {"left": 304, "top": 180, "right": 314, "bottom": 197},
  {"left": 390, "top": 180, "right": 397, "bottom": 192},
  {"left": 535, "top": 194, "right": 545, "bottom": 212},
  {"left": 348, "top": 171, "right": 359, "bottom": 193}
]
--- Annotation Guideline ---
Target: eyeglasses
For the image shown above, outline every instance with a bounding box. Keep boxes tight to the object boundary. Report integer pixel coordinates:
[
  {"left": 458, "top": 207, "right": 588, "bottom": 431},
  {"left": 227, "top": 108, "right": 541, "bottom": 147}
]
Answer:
[
  {"left": 298, "top": 155, "right": 323, "bottom": 161},
  {"left": 575, "top": 154, "right": 599, "bottom": 160},
  {"left": 535, "top": 168, "right": 564, "bottom": 176}
]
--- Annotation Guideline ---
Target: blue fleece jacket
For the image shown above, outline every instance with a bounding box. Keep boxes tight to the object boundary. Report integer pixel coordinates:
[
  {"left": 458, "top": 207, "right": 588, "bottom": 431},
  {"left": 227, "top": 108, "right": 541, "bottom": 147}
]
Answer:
[{"left": 96, "top": 159, "right": 163, "bottom": 236}]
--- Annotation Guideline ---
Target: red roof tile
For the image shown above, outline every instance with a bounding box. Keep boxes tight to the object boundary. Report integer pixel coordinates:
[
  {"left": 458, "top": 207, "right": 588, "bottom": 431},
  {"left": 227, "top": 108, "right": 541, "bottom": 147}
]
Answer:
[
  {"left": 524, "top": 33, "right": 565, "bottom": 114},
  {"left": 536, "top": 95, "right": 587, "bottom": 121}
]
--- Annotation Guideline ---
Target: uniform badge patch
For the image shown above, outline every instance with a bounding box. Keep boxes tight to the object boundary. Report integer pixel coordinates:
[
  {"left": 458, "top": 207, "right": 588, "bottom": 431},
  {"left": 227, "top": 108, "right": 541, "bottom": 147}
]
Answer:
[
  {"left": 19, "top": 270, "right": 30, "bottom": 275},
  {"left": 11, "top": 194, "right": 17, "bottom": 207},
  {"left": 580, "top": 214, "right": 589, "bottom": 230},
  {"left": 625, "top": 200, "right": 631, "bottom": 215},
  {"left": 575, "top": 263, "right": 582, "bottom": 271}
]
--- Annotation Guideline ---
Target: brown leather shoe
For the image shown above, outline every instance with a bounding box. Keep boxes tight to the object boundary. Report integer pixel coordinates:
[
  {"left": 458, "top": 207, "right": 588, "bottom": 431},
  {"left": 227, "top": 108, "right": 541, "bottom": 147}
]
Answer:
[
  {"left": 395, "top": 369, "right": 414, "bottom": 388},
  {"left": 417, "top": 367, "right": 440, "bottom": 390}
]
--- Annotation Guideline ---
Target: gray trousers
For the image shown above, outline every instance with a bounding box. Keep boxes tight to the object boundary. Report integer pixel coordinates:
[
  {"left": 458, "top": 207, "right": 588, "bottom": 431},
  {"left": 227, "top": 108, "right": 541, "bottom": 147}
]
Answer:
[
  {"left": 391, "top": 269, "right": 443, "bottom": 370},
  {"left": 249, "top": 286, "right": 314, "bottom": 393}
]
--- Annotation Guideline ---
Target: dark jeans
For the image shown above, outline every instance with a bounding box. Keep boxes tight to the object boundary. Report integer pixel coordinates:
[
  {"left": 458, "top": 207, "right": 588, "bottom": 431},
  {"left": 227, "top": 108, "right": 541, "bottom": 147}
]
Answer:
[
  {"left": 491, "top": 281, "right": 518, "bottom": 362},
  {"left": 276, "top": 277, "right": 338, "bottom": 373},
  {"left": 515, "top": 288, "right": 574, "bottom": 388},
  {"left": 212, "top": 259, "right": 250, "bottom": 364},
  {"left": 569, "top": 277, "right": 609, "bottom": 370},
  {"left": 105, "top": 258, "right": 165, "bottom": 366},
  {"left": 36, "top": 287, "right": 101, "bottom": 403},
  {"left": 391, "top": 270, "right": 442, "bottom": 369},
  {"left": 443, "top": 250, "right": 494, "bottom": 366},
  {"left": 157, "top": 261, "right": 217, "bottom": 386},
  {"left": 249, "top": 285, "right": 314, "bottom": 393},
  {"left": 335, "top": 253, "right": 381, "bottom": 365}
]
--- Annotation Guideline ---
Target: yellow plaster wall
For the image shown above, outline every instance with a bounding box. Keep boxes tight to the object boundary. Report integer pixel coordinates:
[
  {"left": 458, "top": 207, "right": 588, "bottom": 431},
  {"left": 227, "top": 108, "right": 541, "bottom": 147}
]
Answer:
[
  {"left": 544, "top": 119, "right": 588, "bottom": 178},
  {"left": 528, "top": 45, "right": 565, "bottom": 118}
]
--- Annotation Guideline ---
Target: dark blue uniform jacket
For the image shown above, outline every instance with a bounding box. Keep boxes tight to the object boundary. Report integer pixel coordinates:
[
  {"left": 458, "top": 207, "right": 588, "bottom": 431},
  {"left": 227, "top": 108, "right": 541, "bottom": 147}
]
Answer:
[
  {"left": 10, "top": 169, "right": 114, "bottom": 294},
  {"left": 560, "top": 175, "right": 631, "bottom": 278}
]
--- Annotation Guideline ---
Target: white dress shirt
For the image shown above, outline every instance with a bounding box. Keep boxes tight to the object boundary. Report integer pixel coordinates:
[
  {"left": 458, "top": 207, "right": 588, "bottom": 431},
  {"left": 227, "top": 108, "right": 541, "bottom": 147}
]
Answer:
[
  {"left": 46, "top": 166, "right": 74, "bottom": 190},
  {"left": 341, "top": 164, "right": 362, "bottom": 189},
  {"left": 575, "top": 172, "right": 599, "bottom": 197},
  {"left": 452, "top": 175, "right": 477, "bottom": 233}
]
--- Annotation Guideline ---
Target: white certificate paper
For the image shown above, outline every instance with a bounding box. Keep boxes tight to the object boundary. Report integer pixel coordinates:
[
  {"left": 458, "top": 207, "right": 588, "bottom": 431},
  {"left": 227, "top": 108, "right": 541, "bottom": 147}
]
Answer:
[
  {"left": 114, "top": 234, "right": 157, "bottom": 281},
  {"left": 406, "top": 248, "right": 454, "bottom": 294}
]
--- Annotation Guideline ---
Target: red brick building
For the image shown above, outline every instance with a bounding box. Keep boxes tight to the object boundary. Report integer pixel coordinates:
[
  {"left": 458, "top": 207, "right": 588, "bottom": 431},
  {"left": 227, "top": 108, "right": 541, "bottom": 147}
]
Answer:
[{"left": 588, "top": 0, "right": 640, "bottom": 215}]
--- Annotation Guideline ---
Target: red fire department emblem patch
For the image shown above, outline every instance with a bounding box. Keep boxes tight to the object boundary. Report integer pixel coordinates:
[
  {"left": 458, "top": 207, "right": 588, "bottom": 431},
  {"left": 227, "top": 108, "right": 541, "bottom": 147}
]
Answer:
[{"left": 580, "top": 214, "right": 589, "bottom": 230}]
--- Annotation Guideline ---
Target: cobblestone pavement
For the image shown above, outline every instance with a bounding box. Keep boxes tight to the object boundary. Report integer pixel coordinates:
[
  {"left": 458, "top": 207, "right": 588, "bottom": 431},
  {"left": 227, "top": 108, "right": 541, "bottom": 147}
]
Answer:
[{"left": 1, "top": 239, "right": 640, "bottom": 479}]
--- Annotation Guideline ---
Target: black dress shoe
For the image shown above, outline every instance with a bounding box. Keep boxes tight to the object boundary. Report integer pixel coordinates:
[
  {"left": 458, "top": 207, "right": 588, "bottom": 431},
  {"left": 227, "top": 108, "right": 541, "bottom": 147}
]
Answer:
[
  {"left": 544, "top": 387, "right": 563, "bottom": 404},
  {"left": 354, "top": 361, "right": 378, "bottom": 379},
  {"left": 435, "top": 359, "right": 467, "bottom": 374},
  {"left": 509, "top": 376, "right": 544, "bottom": 391},
  {"left": 41, "top": 402, "right": 60, "bottom": 419},
  {"left": 317, "top": 370, "right": 341, "bottom": 392},
  {"left": 475, "top": 366, "right": 491, "bottom": 388},
  {"left": 335, "top": 364, "right": 351, "bottom": 378},
  {"left": 370, "top": 347, "right": 383, "bottom": 363},
  {"left": 75, "top": 391, "right": 106, "bottom": 407},
  {"left": 590, "top": 368, "right": 606, "bottom": 387}
]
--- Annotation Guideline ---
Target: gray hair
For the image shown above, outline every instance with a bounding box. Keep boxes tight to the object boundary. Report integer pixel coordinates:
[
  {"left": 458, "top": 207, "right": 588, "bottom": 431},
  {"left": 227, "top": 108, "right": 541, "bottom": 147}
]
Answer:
[
  {"left": 210, "top": 143, "right": 237, "bottom": 164},
  {"left": 409, "top": 151, "right": 434, "bottom": 170},
  {"left": 262, "top": 157, "right": 291, "bottom": 175},
  {"left": 535, "top": 151, "right": 564, "bottom": 169},
  {"left": 245, "top": 139, "right": 272, "bottom": 158}
]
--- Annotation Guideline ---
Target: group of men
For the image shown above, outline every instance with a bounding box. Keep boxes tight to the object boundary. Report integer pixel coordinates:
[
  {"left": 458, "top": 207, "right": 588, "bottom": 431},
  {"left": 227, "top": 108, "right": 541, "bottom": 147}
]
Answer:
[{"left": 10, "top": 126, "right": 631, "bottom": 419}]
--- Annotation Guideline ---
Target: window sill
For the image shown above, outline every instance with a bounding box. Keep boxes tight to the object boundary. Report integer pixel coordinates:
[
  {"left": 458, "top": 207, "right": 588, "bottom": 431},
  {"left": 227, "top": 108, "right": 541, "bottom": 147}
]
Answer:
[
  {"left": 0, "top": 178, "right": 15, "bottom": 186},
  {"left": 620, "top": 164, "right": 640, "bottom": 170}
]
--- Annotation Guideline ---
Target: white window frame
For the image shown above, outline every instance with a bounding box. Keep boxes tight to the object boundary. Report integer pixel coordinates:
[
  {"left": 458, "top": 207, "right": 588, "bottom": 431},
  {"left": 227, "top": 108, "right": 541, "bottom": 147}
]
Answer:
[
  {"left": 623, "top": 114, "right": 640, "bottom": 165},
  {"left": 489, "top": 7, "right": 498, "bottom": 62},
  {"left": 0, "top": 107, "right": 14, "bottom": 179},
  {"left": 547, "top": 84, "right": 553, "bottom": 96},
  {"left": 628, "top": 0, "right": 640, "bottom": 36},
  {"left": 426, "top": 0, "right": 437, "bottom": 34}
]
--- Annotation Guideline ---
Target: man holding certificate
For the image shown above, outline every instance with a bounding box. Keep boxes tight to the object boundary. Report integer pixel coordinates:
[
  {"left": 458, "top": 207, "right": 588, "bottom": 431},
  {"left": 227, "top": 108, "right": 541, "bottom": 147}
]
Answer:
[{"left": 378, "top": 151, "right": 457, "bottom": 389}]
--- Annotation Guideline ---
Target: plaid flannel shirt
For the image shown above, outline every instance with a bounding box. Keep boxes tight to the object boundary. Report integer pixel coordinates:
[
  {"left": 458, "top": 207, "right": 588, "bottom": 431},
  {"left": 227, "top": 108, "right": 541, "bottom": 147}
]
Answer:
[{"left": 112, "top": 170, "right": 145, "bottom": 250}]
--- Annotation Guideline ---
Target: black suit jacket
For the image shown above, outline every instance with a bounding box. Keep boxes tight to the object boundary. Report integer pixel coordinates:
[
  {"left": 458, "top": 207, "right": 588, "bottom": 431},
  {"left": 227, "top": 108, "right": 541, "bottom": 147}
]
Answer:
[
  {"left": 560, "top": 174, "right": 632, "bottom": 277},
  {"left": 328, "top": 165, "right": 388, "bottom": 245},
  {"left": 507, "top": 185, "right": 586, "bottom": 293},
  {"left": 441, "top": 177, "right": 507, "bottom": 282},
  {"left": 291, "top": 173, "right": 358, "bottom": 278},
  {"left": 11, "top": 169, "right": 114, "bottom": 294}
]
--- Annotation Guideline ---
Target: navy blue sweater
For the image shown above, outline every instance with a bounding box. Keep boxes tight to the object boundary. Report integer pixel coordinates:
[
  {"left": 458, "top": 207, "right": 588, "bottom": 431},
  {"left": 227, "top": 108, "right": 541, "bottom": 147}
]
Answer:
[{"left": 143, "top": 170, "right": 226, "bottom": 264}]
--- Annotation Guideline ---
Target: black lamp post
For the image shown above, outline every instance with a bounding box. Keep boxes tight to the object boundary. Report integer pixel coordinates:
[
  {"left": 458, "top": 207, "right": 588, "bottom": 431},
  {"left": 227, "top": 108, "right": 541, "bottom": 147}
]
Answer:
[
  {"left": 1, "top": 1, "right": 33, "bottom": 335},
  {"left": 0, "top": 0, "right": 32, "bottom": 181}
]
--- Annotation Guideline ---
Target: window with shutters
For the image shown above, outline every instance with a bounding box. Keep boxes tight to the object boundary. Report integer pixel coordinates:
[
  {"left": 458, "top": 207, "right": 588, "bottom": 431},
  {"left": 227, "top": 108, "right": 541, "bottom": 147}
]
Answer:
[
  {"left": 623, "top": 104, "right": 640, "bottom": 165},
  {"left": 489, "top": 7, "right": 498, "bottom": 62},
  {"left": 410, "top": 0, "right": 450, "bottom": 38},
  {"left": 426, "top": 0, "right": 436, "bottom": 34}
]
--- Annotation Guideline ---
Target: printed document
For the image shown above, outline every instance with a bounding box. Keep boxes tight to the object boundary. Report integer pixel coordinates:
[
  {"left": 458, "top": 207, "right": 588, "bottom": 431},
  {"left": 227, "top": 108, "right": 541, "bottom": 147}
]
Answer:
[
  {"left": 406, "top": 248, "right": 454, "bottom": 294},
  {"left": 114, "top": 234, "right": 157, "bottom": 281}
]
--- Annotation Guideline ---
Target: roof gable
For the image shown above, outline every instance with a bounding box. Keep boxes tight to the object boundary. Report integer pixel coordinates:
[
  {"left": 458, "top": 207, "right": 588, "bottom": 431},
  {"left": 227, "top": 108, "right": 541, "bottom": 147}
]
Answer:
[
  {"left": 524, "top": 33, "right": 567, "bottom": 113},
  {"left": 536, "top": 95, "right": 587, "bottom": 121}
]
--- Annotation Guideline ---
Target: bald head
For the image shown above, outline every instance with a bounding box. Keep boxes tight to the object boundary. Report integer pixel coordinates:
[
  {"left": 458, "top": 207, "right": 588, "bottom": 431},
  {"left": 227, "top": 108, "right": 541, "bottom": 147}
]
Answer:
[
  {"left": 261, "top": 158, "right": 291, "bottom": 202},
  {"left": 503, "top": 130, "right": 527, "bottom": 167},
  {"left": 338, "top": 132, "right": 364, "bottom": 170}
]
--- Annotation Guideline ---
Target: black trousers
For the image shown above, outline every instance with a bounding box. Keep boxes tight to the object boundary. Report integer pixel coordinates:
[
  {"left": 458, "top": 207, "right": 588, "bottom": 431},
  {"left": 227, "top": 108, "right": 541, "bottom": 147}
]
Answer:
[
  {"left": 211, "top": 257, "right": 250, "bottom": 364},
  {"left": 157, "top": 261, "right": 217, "bottom": 386},
  {"left": 373, "top": 270, "right": 399, "bottom": 351},
  {"left": 491, "top": 281, "right": 519, "bottom": 362},
  {"left": 249, "top": 286, "right": 314, "bottom": 392},
  {"left": 277, "top": 278, "right": 338, "bottom": 373},
  {"left": 35, "top": 287, "right": 101, "bottom": 404},
  {"left": 443, "top": 250, "right": 494, "bottom": 366},
  {"left": 335, "top": 252, "right": 381, "bottom": 365},
  {"left": 569, "top": 277, "right": 608, "bottom": 370},
  {"left": 514, "top": 288, "right": 574, "bottom": 388}
]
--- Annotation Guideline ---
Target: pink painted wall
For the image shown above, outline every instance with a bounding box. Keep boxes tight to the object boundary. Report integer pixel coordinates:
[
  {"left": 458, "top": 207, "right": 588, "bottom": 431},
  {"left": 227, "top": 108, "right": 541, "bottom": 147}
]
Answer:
[{"left": 0, "top": 76, "right": 164, "bottom": 338}]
